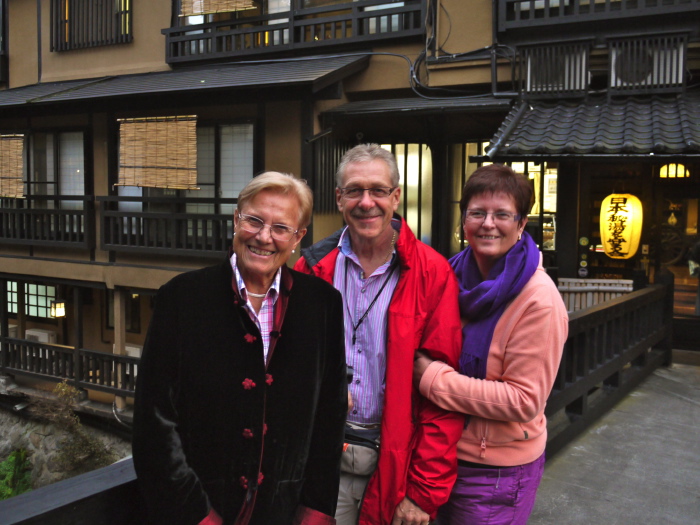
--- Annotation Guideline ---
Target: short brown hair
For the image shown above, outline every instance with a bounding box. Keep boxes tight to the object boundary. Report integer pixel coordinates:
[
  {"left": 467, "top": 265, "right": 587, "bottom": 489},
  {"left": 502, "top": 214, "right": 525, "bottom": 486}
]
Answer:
[
  {"left": 459, "top": 164, "right": 534, "bottom": 221},
  {"left": 237, "top": 171, "right": 313, "bottom": 228}
]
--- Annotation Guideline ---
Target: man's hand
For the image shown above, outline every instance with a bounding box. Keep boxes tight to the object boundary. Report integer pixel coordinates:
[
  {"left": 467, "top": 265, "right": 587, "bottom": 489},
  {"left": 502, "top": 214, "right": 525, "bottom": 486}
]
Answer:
[
  {"left": 391, "top": 497, "right": 430, "bottom": 525},
  {"left": 413, "top": 350, "right": 433, "bottom": 388},
  {"left": 348, "top": 389, "right": 354, "bottom": 414}
]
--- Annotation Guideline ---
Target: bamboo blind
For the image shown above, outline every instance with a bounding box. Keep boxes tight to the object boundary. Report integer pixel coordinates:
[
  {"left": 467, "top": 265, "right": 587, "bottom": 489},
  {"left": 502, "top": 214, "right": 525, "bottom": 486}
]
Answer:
[
  {"left": 180, "top": 0, "right": 257, "bottom": 16},
  {"left": 0, "top": 135, "right": 25, "bottom": 198},
  {"left": 117, "top": 116, "right": 199, "bottom": 190}
]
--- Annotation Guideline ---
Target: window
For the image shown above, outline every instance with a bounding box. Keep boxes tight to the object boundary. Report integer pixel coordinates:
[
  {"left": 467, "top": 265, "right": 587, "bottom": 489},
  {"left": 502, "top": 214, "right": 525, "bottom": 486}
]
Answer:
[
  {"left": 106, "top": 290, "right": 141, "bottom": 333},
  {"left": 118, "top": 116, "right": 198, "bottom": 190},
  {"left": 449, "top": 142, "right": 488, "bottom": 255},
  {"left": 51, "top": 0, "right": 132, "bottom": 52},
  {"left": 29, "top": 131, "right": 85, "bottom": 210},
  {"left": 0, "top": 134, "right": 25, "bottom": 198},
  {"left": 186, "top": 123, "right": 254, "bottom": 216},
  {"left": 7, "top": 281, "right": 57, "bottom": 319},
  {"left": 180, "top": 0, "right": 257, "bottom": 17},
  {"left": 118, "top": 122, "right": 254, "bottom": 216},
  {"left": 383, "top": 143, "right": 433, "bottom": 246}
]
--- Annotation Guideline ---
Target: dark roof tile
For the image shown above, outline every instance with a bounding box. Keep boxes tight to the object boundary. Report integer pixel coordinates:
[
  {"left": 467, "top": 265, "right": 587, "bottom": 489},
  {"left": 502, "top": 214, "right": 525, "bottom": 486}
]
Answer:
[{"left": 489, "top": 93, "right": 700, "bottom": 157}]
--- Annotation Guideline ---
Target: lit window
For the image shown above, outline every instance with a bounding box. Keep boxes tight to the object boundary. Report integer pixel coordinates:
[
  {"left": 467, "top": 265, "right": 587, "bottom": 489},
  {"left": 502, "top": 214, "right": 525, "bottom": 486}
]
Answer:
[
  {"left": 659, "top": 163, "right": 689, "bottom": 178},
  {"left": 6, "top": 281, "right": 57, "bottom": 319}
]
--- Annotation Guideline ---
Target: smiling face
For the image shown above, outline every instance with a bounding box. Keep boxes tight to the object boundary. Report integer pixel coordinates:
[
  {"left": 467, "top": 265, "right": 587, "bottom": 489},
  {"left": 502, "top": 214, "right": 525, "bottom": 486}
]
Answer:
[
  {"left": 233, "top": 190, "right": 306, "bottom": 289},
  {"left": 463, "top": 191, "right": 527, "bottom": 278},
  {"left": 336, "top": 159, "right": 400, "bottom": 249}
]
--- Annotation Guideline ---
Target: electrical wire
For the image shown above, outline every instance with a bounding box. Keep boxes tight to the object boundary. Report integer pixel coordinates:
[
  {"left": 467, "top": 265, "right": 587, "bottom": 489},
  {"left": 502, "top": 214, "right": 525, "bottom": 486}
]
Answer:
[{"left": 112, "top": 400, "right": 133, "bottom": 429}]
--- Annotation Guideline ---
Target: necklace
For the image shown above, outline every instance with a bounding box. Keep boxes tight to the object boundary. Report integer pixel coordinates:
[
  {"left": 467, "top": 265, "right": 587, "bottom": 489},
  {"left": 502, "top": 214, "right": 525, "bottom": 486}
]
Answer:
[
  {"left": 385, "top": 230, "right": 397, "bottom": 263},
  {"left": 360, "top": 229, "right": 397, "bottom": 279},
  {"left": 246, "top": 290, "right": 268, "bottom": 298}
]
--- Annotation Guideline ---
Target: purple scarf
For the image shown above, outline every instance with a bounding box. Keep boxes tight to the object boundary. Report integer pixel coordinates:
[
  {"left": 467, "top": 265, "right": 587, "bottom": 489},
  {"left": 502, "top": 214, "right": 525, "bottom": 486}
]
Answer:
[{"left": 449, "top": 231, "right": 540, "bottom": 379}]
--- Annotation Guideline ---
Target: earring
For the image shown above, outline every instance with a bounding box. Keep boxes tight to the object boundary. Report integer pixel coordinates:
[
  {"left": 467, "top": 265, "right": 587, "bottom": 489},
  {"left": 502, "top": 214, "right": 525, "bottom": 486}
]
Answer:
[
  {"left": 292, "top": 249, "right": 295, "bottom": 254},
  {"left": 518, "top": 233, "right": 522, "bottom": 241}
]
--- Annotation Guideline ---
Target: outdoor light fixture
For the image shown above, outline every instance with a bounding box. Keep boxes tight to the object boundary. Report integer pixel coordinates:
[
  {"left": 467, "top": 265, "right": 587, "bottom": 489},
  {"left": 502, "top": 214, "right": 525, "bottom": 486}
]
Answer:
[
  {"left": 50, "top": 300, "right": 66, "bottom": 318},
  {"left": 659, "top": 163, "right": 689, "bottom": 178},
  {"left": 600, "top": 193, "right": 643, "bottom": 260}
]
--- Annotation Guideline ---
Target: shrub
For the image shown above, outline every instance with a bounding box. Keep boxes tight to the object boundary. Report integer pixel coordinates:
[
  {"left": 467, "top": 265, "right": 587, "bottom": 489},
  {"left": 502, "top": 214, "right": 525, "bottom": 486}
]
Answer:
[
  {"left": 0, "top": 448, "right": 32, "bottom": 500},
  {"left": 29, "top": 381, "right": 117, "bottom": 477}
]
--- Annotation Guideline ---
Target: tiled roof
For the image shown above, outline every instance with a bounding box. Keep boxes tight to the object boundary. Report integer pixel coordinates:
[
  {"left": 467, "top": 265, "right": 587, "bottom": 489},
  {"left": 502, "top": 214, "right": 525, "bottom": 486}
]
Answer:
[
  {"left": 323, "top": 96, "right": 512, "bottom": 116},
  {"left": 0, "top": 55, "right": 369, "bottom": 107},
  {"left": 488, "top": 93, "right": 700, "bottom": 158}
]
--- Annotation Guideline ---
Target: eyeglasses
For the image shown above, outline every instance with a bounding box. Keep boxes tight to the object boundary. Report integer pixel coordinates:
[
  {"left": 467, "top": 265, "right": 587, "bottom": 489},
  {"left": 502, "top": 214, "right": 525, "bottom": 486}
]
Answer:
[
  {"left": 237, "top": 213, "right": 299, "bottom": 241},
  {"left": 464, "top": 210, "right": 520, "bottom": 223},
  {"left": 338, "top": 187, "right": 397, "bottom": 200}
]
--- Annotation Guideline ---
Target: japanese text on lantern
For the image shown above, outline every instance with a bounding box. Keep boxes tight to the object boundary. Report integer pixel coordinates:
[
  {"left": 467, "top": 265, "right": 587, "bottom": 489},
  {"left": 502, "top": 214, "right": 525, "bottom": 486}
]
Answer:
[{"left": 606, "top": 197, "right": 629, "bottom": 257}]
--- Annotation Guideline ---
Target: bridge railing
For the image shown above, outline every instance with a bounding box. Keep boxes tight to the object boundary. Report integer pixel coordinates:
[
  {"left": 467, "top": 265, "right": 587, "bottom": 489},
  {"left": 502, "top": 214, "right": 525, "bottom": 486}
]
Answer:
[{"left": 0, "top": 279, "right": 674, "bottom": 523}]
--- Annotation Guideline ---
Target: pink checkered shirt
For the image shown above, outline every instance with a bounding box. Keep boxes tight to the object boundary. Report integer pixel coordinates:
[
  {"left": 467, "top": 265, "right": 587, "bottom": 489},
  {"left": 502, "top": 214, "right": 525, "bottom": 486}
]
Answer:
[{"left": 230, "top": 253, "right": 280, "bottom": 362}]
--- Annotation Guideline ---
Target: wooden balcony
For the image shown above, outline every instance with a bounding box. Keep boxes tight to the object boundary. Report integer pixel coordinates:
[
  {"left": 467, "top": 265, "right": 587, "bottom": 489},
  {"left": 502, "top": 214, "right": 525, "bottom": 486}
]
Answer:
[
  {"left": 498, "top": 0, "right": 700, "bottom": 38},
  {"left": 1, "top": 337, "right": 138, "bottom": 397},
  {"left": 162, "top": 0, "right": 425, "bottom": 64},
  {"left": 0, "top": 196, "right": 95, "bottom": 249},
  {"left": 98, "top": 196, "right": 235, "bottom": 258},
  {"left": 0, "top": 277, "right": 675, "bottom": 523}
]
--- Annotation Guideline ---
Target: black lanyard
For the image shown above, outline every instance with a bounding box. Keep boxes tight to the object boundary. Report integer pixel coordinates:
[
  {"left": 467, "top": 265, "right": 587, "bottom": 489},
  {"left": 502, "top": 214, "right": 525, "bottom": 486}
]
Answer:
[{"left": 344, "top": 257, "right": 397, "bottom": 345}]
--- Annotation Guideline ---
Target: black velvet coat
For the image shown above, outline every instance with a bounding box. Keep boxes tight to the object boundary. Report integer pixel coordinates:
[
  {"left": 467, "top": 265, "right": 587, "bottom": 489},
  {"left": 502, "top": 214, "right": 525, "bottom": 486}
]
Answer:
[{"left": 132, "top": 260, "right": 347, "bottom": 524}]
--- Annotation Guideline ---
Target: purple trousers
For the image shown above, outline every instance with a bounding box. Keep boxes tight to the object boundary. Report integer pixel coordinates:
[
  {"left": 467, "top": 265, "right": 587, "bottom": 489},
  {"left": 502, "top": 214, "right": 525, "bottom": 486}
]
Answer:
[{"left": 435, "top": 453, "right": 545, "bottom": 525}]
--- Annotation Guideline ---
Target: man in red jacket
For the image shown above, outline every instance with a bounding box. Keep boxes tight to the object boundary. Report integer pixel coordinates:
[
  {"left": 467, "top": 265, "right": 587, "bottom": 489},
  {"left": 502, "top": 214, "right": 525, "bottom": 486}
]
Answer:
[{"left": 294, "top": 144, "right": 464, "bottom": 525}]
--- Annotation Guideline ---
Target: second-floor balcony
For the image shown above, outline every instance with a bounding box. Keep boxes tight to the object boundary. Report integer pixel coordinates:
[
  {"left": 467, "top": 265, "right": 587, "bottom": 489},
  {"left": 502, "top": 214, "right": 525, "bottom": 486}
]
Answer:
[
  {"left": 0, "top": 196, "right": 234, "bottom": 259},
  {"left": 498, "top": 0, "right": 700, "bottom": 41},
  {"left": 98, "top": 196, "right": 235, "bottom": 258},
  {"left": 0, "top": 196, "right": 95, "bottom": 250},
  {"left": 162, "top": 0, "right": 425, "bottom": 64}
]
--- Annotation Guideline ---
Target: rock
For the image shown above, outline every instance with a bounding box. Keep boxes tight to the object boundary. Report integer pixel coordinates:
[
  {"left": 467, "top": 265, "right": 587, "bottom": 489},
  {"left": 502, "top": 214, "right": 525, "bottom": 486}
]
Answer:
[{"left": 0, "top": 405, "right": 132, "bottom": 490}]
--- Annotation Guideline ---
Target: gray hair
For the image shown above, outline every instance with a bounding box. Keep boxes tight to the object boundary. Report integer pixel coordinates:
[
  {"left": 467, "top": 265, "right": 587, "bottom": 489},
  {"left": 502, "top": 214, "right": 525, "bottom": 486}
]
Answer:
[
  {"left": 237, "top": 171, "right": 313, "bottom": 228},
  {"left": 335, "top": 144, "right": 400, "bottom": 188}
]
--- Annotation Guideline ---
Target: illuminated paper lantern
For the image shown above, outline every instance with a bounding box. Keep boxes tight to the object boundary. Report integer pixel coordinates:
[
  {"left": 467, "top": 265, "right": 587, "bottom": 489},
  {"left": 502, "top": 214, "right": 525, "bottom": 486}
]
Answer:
[{"left": 600, "top": 194, "right": 643, "bottom": 259}]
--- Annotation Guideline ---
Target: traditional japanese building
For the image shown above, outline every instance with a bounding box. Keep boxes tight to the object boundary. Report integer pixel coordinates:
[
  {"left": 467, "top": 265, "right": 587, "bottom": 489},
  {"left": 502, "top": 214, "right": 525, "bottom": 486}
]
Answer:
[{"left": 0, "top": 1, "right": 699, "bottom": 414}]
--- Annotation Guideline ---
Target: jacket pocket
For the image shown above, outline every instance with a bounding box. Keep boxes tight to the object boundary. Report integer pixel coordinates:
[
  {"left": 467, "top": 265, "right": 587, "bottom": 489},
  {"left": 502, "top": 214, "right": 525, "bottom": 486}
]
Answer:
[
  {"left": 273, "top": 478, "right": 305, "bottom": 510},
  {"left": 464, "top": 416, "right": 546, "bottom": 450}
]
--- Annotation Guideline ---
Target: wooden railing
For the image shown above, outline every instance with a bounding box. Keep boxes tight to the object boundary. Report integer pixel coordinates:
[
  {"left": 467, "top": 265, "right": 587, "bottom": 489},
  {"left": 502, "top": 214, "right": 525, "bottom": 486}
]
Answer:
[
  {"left": 545, "top": 280, "right": 673, "bottom": 457},
  {"left": 558, "top": 277, "right": 634, "bottom": 312},
  {"left": 0, "top": 196, "right": 94, "bottom": 249},
  {"left": 0, "top": 458, "right": 145, "bottom": 525},
  {"left": 98, "top": 196, "right": 235, "bottom": 258},
  {"left": 0, "top": 279, "right": 674, "bottom": 523},
  {"left": 0, "top": 338, "right": 139, "bottom": 397},
  {"left": 162, "top": 0, "right": 425, "bottom": 64},
  {"left": 498, "top": 0, "right": 700, "bottom": 32}
]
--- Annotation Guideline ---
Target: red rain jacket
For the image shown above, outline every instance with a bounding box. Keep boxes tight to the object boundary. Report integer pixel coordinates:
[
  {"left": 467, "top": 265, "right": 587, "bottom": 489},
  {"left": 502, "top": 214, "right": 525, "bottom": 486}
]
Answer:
[{"left": 294, "top": 216, "right": 464, "bottom": 524}]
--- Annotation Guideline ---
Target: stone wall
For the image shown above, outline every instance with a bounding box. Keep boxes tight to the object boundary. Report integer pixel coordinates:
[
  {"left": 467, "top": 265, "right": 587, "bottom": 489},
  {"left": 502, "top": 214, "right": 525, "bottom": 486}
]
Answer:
[{"left": 0, "top": 406, "right": 132, "bottom": 489}]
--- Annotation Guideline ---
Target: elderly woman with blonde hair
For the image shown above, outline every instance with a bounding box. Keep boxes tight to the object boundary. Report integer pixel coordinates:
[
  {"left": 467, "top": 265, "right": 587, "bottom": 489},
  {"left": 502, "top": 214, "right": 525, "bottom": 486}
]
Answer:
[{"left": 134, "top": 172, "right": 347, "bottom": 525}]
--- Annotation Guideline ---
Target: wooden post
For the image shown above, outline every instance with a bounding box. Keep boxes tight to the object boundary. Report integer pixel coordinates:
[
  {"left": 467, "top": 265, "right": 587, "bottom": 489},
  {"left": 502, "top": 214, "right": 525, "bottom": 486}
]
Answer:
[
  {"left": 113, "top": 288, "right": 127, "bottom": 411},
  {"left": 654, "top": 267, "right": 674, "bottom": 366},
  {"left": 72, "top": 287, "right": 85, "bottom": 395},
  {"left": 0, "top": 279, "right": 8, "bottom": 372}
]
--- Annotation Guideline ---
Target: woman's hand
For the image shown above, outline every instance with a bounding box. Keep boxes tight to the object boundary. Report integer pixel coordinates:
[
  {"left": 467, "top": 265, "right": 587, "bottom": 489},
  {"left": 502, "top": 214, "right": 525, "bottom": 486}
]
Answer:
[{"left": 413, "top": 351, "right": 433, "bottom": 388}]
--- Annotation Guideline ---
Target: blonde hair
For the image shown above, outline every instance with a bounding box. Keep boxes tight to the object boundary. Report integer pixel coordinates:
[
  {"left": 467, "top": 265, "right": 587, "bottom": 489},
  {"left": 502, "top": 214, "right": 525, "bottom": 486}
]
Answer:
[{"left": 237, "top": 171, "right": 313, "bottom": 228}]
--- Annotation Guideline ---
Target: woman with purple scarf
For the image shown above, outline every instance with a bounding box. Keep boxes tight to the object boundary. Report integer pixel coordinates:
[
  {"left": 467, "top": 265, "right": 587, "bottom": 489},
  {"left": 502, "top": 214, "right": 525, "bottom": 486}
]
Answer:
[{"left": 414, "top": 164, "right": 568, "bottom": 524}]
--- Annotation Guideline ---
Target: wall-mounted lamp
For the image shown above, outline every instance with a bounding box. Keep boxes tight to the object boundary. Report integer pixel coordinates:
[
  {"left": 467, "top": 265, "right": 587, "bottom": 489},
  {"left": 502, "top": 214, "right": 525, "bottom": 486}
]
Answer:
[
  {"left": 600, "top": 193, "right": 643, "bottom": 260},
  {"left": 50, "top": 300, "right": 66, "bottom": 318}
]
